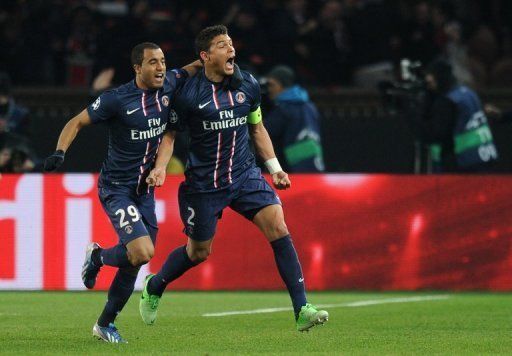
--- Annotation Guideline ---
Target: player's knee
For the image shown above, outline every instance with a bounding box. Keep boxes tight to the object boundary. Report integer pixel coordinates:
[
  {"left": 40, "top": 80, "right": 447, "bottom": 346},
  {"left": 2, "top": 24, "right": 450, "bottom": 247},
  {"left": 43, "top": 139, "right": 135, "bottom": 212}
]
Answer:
[
  {"left": 189, "top": 247, "right": 210, "bottom": 264},
  {"left": 128, "top": 246, "right": 154, "bottom": 266},
  {"left": 270, "top": 221, "right": 289, "bottom": 239}
]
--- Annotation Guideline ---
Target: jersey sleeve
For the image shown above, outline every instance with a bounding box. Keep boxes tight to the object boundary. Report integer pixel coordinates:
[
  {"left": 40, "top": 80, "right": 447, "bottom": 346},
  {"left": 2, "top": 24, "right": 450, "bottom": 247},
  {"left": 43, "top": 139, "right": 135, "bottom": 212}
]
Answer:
[
  {"left": 87, "top": 90, "right": 119, "bottom": 123},
  {"left": 248, "top": 73, "right": 261, "bottom": 111},
  {"left": 167, "top": 68, "right": 189, "bottom": 90}
]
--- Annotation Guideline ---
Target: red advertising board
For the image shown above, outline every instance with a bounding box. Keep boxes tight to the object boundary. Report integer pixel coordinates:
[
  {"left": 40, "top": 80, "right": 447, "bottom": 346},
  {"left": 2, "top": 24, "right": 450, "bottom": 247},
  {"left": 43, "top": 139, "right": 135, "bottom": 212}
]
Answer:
[{"left": 1, "top": 174, "right": 512, "bottom": 291}]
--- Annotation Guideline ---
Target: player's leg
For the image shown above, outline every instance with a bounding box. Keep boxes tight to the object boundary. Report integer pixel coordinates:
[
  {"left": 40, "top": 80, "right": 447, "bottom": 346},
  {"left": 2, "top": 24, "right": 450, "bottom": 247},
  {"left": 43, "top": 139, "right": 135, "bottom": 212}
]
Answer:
[
  {"left": 148, "top": 237, "right": 213, "bottom": 296},
  {"left": 93, "top": 214, "right": 157, "bottom": 342},
  {"left": 252, "top": 204, "right": 328, "bottom": 331},
  {"left": 140, "top": 184, "right": 222, "bottom": 325},
  {"left": 252, "top": 205, "right": 307, "bottom": 313},
  {"left": 140, "top": 237, "right": 213, "bottom": 325},
  {"left": 83, "top": 188, "right": 154, "bottom": 289},
  {"left": 92, "top": 265, "right": 139, "bottom": 344},
  {"left": 231, "top": 167, "right": 328, "bottom": 331},
  {"left": 99, "top": 188, "right": 157, "bottom": 267},
  {"left": 97, "top": 217, "right": 157, "bottom": 322}
]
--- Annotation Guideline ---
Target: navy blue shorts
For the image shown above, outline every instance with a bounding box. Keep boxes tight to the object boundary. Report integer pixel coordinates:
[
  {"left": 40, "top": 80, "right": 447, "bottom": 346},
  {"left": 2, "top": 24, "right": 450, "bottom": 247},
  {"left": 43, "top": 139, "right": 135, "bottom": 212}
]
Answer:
[
  {"left": 99, "top": 184, "right": 158, "bottom": 245},
  {"left": 178, "top": 167, "right": 281, "bottom": 241}
]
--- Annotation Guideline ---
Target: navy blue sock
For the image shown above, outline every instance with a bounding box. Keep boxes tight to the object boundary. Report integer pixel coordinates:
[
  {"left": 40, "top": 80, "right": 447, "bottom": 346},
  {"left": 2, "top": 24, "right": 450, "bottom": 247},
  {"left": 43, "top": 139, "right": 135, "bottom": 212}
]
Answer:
[
  {"left": 99, "top": 244, "right": 131, "bottom": 268},
  {"left": 148, "top": 245, "right": 197, "bottom": 297},
  {"left": 97, "top": 267, "right": 139, "bottom": 327},
  {"left": 271, "top": 235, "right": 307, "bottom": 319}
]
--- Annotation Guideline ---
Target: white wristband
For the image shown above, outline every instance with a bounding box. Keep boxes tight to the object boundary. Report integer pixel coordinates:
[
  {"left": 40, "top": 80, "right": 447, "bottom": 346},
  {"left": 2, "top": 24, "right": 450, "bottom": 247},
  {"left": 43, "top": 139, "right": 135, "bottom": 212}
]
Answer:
[{"left": 264, "top": 158, "right": 282, "bottom": 175}]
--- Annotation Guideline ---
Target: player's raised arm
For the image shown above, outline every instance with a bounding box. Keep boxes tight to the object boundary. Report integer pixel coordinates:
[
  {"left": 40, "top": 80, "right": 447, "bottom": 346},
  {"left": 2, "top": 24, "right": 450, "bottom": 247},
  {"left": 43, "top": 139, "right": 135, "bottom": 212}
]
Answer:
[
  {"left": 248, "top": 110, "right": 291, "bottom": 190},
  {"left": 146, "top": 130, "right": 177, "bottom": 187},
  {"left": 181, "top": 59, "right": 203, "bottom": 77},
  {"left": 43, "top": 109, "right": 92, "bottom": 171}
]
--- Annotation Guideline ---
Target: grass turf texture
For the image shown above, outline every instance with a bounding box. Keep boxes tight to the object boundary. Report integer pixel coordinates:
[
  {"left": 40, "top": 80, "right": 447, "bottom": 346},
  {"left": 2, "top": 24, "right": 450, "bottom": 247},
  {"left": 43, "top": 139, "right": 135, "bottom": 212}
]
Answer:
[{"left": 0, "top": 291, "right": 511, "bottom": 355}]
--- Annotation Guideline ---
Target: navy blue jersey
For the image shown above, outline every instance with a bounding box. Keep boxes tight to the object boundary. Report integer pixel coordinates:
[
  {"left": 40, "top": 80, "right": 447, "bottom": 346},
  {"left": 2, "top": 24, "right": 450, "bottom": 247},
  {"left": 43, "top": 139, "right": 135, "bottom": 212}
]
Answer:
[
  {"left": 87, "top": 69, "right": 187, "bottom": 194},
  {"left": 172, "top": 70, "right": 261, "bottom": 191}
]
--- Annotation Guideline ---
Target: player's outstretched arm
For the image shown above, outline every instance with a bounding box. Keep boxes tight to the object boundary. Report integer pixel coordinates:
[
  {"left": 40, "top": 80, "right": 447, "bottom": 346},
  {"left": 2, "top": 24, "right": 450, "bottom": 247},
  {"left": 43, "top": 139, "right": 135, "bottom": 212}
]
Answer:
[
  {"left": 249, "top": 117, "right": 291, "bottom": 190},
  {"left": 181, "top": 60, "right": 203, "bottom": 77},
  {"left": 146, "top": 130, "right": 177, "bottom": 187},
  {"left": 44, "top": 109, "right": 92, "bottom": 171}
]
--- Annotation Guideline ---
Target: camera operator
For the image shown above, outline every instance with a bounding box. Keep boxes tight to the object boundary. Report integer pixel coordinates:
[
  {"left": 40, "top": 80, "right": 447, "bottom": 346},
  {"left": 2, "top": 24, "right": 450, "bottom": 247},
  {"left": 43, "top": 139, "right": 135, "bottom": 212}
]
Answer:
[{"left": 407, "top": 59, "right": 498, "bottom": 173}]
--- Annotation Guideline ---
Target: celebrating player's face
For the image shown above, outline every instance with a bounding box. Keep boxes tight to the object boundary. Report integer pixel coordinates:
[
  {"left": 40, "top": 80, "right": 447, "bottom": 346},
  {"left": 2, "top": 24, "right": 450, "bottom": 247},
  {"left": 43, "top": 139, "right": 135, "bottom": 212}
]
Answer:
[
  {"left": 136, "top": 48, "right": 166, "bottom": 90},
  {"left": 203, "top": 34, "right": 236, "bottom": 76}
]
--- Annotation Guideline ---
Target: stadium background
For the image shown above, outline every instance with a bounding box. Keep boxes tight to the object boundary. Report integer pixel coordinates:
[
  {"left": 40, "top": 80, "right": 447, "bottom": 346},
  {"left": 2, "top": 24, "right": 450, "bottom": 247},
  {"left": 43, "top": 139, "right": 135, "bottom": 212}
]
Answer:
[{"left": 1, "top": 0, "right": 512, "bottom": 292}]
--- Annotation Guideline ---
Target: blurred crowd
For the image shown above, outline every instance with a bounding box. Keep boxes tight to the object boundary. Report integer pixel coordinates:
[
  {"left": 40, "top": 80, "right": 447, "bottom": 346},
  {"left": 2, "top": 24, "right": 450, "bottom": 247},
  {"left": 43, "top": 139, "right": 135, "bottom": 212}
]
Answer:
[
  {"left": 1, "top": 0, "right": 512, "bottom": 174},
  {"left": 0, "top": 73, "right": 37, "bottom": 173},
  {"left": 1, "top": 0, "right": 512, "bottom": 90}
]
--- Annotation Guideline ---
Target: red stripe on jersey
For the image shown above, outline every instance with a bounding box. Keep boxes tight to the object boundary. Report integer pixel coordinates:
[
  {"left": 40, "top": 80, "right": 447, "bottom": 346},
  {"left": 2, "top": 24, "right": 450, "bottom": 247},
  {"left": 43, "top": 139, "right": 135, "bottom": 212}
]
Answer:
[
  {"left": 228, "top": 90, "right": 234, "bottom": 107},
  {"left": 156, "top": 91, "right": 162, "bottom": 112},
  {"left": 149, "top": 137, "right": 162, "bottom": 193},
  {"left": 228, "top": 131, "right": 237, "bottom": 183},
  {"left": 136, "top": 142, "right": 151, "bottom": 195},
  {"left": 212, "top": 84, "right": 220, "bottom": 110},
  {"left": 142, "top": 92, "right": 148, "bottom": 116},
  {"left": 213, "top": 132, "right": 222, "bottom": 188}
]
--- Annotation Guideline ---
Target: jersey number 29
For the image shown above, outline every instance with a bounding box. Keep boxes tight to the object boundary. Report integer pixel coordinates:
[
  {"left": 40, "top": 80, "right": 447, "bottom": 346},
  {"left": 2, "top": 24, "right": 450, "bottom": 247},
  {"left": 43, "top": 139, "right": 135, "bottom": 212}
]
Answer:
[{"left": 115, "top": 205, "right": 140, "bottom": 227}]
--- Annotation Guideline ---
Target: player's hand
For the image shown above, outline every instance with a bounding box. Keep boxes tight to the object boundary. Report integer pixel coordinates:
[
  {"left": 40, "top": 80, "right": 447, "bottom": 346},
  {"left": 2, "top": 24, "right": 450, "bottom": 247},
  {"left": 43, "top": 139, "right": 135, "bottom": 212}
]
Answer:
[
  {"left": 226, "top": 63, "right": 243, "bottom": 90},
  {"left": 146, "top": 167, "right": 166, "bottom": 187},
  {"left": 271, "top": 171, "right": 291, "bottom": 190},
  {"left": 43, "top": 150, "right": 65, "bottom": 172}
]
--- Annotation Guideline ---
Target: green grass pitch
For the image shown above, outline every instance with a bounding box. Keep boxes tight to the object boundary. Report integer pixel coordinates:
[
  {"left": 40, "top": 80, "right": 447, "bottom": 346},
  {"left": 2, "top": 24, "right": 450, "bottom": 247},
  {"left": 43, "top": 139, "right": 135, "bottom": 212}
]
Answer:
[{"left": 0, "top": 291, "right": 511, "bottom": 355}]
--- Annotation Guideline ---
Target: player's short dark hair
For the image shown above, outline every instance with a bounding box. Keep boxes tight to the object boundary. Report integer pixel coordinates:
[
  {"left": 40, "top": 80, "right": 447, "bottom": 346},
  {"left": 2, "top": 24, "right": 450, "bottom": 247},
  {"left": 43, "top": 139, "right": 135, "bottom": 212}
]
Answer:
[
  {"left": 131, "top": 42, "right": 161, "bottom": 66},
  {"left": 195, "top": 25, "right": 228, "bottom": 57}
]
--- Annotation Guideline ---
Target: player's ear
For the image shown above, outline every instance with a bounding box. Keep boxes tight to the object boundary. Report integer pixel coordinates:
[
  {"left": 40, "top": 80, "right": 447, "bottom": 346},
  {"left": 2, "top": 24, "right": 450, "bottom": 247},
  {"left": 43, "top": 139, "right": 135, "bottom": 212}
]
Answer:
[
  {"left": 133, "top": 64, "right": 142, "bottom": 75},
  {"left": 199, "top": 51, "right": 209, "bottom": 63}
]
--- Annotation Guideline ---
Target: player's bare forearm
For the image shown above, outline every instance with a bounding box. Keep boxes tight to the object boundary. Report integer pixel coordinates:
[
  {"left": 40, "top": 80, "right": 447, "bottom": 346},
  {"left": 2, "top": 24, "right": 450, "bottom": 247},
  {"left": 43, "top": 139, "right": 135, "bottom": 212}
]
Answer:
[
  {"left": 249, "top": 121, "right": 277, "bottom": 162},
  {"left": 56, "top": 109, "right": 92, "bottom": 152},
  {"left": 182, "top": 60, "right": 203, "bottom": 76},
  {"left": 147, "top": 131, "right": 176, "bottom": 187},
  {"left": 249, "top": 121, "right": 291, "bottom": 190},
  {"left": 154, "top": 131, "right": 176, "bottom": 169}
]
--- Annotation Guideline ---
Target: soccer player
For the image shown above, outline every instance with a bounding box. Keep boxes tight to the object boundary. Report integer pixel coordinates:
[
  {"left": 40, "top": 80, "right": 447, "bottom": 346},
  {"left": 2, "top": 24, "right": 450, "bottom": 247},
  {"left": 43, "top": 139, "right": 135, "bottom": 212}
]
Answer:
[
  {"left": 44, "top": 42, "right": 203, "bottom": 343},
  {"left": 139, "top": 25, "right": 329, "bottom": 332}
]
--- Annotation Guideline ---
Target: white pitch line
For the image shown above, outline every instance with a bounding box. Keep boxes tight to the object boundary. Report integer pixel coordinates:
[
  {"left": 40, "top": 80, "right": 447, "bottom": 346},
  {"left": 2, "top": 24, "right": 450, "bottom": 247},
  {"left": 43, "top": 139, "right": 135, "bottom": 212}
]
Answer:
[{"left": 202, "top": 295, "right": 450, "bottom": 317}]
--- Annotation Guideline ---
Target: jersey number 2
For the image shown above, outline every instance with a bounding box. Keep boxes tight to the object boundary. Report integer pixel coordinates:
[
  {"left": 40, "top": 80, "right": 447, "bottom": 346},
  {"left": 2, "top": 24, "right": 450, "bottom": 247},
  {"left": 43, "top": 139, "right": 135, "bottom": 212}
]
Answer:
[
  {"left": 187, "top": 207, "right": 195, "bottom": 226},
  {"left": 115, "top": 205, "right": 140, "bottom": 228}
]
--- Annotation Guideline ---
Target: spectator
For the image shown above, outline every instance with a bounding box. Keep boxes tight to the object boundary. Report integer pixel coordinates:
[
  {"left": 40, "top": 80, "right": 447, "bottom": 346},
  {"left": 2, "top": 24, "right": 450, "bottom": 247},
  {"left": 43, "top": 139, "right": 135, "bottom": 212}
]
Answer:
[
  {"left": 0, "top": 145, "right": 35, "bottom": 173},
  {"left": 304, "top": 0, "right": 351, "bottom": 86},
  {"left": 0, "top": 73, "right": 30, "bottom": 137},
  {"left": 402, "top": 1, "right": 438, "bottom": 64},
  {"left": 263, "top": 65, "right": 325, "bottom": 172}
]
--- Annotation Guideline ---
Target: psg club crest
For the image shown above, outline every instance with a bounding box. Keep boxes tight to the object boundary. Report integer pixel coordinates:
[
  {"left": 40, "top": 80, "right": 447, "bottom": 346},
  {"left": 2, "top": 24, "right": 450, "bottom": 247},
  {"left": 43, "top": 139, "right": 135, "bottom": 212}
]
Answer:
[
  {"left": 125, "top": 225, "right": 133, "bottom": 234},
  {"left": 235, "top": 92, "right": 246, "bottom": 104},
  {"left": 161, "top": 95, "right": 169, "bottom": 107},
  {"left": 92, "top": 97, "right": 101, "bottom": 110},
  {"left": 169, "top": 109, "right": 178, "bottom": 123}
]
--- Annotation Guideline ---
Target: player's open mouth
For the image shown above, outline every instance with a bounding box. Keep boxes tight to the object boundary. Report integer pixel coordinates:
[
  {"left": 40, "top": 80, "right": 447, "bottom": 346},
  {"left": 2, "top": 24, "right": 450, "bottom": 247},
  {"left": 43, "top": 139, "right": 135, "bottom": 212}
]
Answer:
[
  {"left": 226, "top": 57, "right": 235, "bottom": 71},
  {"left": 155, "top": 73, "right": 164, "bottom": 82}
]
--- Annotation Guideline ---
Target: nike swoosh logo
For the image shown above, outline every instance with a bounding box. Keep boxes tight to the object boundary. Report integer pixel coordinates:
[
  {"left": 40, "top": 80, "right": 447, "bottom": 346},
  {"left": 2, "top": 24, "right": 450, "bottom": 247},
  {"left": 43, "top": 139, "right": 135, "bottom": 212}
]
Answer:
[
  {"left": 126, "top": 108, "right": 141, "bottom": 115},
  {"left": 299, "top": 277, "right": 304, "bottom": 283},
  {"left": 198, "top": 101, "right": 211, "bottom": 109}
]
